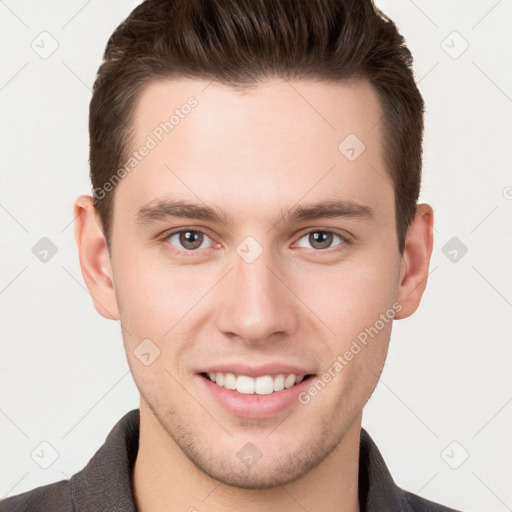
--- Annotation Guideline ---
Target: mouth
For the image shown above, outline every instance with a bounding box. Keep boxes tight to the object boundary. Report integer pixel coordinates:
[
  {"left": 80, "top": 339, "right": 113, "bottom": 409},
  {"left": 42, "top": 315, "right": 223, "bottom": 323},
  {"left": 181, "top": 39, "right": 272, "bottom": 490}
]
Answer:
[{"left": 200, "top": 371, "right": 315, "bottom": 396}]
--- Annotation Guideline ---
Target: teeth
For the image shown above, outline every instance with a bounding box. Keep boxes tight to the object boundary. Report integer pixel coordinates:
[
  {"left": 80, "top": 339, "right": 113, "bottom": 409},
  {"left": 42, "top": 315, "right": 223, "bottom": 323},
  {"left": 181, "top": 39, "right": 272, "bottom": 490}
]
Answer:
[
  {"left": 284, "top": 374, "right": 296, "bottom": 389},
  {"left": 224, "top": 372, "right": 236, "bottom": 390},
  {"left": 273, "top": 374, "right": 285, "bottom": 391},
  {"left": 236, "top": 375, "right": 254, "bottom": 394},
  {"left": 207, "top": 372, "right": 306, "bottom": 395},
  {"left": 255, "top": 376, "right": 274, "bottom": 395}
]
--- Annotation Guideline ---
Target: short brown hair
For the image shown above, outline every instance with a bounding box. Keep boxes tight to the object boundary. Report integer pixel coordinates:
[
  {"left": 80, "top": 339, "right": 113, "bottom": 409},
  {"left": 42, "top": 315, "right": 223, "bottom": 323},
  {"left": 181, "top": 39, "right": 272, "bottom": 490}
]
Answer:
[{"left": 89, "top": 0, "right": 424, "bottom": 253}]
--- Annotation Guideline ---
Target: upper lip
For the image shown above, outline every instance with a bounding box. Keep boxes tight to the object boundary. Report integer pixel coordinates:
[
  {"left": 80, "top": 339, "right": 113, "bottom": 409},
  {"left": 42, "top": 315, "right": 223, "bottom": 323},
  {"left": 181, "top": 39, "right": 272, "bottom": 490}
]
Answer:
[{"left": 198, "top": 362, "right": 316, "bottom": 378}]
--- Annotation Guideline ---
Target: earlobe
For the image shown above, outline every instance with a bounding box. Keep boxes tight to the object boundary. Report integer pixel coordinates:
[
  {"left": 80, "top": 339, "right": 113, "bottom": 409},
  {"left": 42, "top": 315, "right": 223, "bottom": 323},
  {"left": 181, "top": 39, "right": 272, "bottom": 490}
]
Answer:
[
  {"left": 73, "top": 195, "right": 120, "bottom": 320},
  {"left": 394, "top": 203, "right": 434, "bottom": 320}
]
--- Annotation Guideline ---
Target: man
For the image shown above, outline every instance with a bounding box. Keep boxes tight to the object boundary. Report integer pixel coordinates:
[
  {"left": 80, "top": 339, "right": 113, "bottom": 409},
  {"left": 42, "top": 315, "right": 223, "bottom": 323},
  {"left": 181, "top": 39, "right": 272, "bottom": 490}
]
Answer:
[{"left": 0, "top": 0, "right": 462, "bottom": 511}]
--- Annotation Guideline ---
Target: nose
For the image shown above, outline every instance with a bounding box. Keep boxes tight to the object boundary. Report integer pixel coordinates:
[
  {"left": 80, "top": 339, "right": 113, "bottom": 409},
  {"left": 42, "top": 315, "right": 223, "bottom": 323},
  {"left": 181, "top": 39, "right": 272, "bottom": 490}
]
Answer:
[{"left": 214, "top": 246, "right": 299, "bottom": 345}]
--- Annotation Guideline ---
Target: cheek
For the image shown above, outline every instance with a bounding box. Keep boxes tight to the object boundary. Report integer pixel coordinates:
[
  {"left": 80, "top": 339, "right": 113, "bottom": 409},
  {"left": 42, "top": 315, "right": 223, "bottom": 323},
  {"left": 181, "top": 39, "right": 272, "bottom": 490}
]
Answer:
[
  {"left": 293, "top": 256, "right": 399, "bottom": 339},
  {"left": 113, "top": 250, "right": 205, "bottom": 333},
  {"left": 112, "top": 252, "right": 221, "bottom": 381},
  {"left": 113, "top": 259, "right": 199, "bottom": 397},
  {"left": 299, "top": 262, "right": 397, "bottom": 412}
]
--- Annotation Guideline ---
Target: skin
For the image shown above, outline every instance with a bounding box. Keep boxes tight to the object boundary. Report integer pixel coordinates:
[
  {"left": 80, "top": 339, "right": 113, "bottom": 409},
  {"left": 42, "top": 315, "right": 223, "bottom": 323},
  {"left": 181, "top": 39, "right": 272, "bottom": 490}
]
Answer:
[{"left": 74, "top": 78, "right": 433, "bottom": 512}]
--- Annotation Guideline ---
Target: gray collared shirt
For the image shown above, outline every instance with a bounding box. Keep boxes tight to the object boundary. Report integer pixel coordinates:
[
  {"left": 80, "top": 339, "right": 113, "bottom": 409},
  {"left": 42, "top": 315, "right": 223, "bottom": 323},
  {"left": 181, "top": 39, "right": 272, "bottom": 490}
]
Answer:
[{"left": 0, "top": 409, "right": 461, "bottom": 512}]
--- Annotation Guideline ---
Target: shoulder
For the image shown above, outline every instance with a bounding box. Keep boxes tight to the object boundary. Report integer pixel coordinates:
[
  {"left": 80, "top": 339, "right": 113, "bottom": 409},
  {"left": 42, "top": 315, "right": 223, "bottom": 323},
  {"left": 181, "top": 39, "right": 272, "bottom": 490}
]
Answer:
[
  {"left": 359, "top": 428, "right": 463, "bottom": 512},
  {"left": 402, "top": 489, "right": 463, "bottom": 512},
  {"left": 0, "top": 409, "right": 140, "bottom": 512},
  {"left": 0, "top": 479, "right": 72, "bottom": 512}
]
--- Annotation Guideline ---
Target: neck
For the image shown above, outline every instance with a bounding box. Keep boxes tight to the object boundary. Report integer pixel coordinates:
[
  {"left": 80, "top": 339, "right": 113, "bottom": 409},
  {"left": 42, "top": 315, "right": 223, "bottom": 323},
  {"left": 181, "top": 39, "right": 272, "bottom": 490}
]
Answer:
[{"left": 132, "top": 400, "right": 361, "bottom": 512}]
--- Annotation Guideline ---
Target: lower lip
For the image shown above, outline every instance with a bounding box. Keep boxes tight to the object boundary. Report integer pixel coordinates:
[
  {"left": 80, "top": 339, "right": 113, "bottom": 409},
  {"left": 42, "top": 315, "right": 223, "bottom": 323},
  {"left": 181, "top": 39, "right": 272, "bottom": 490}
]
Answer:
[{"left": 197, "top": 374, "right": 314, "bottom": 419}]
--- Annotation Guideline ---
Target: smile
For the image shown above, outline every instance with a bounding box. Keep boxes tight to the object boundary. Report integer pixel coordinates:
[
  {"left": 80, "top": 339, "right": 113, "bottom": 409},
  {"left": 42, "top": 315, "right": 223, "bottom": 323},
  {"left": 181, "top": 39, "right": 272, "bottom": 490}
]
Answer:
[{"left": 201, "top": 372, "right": 313, "bottom": 395}]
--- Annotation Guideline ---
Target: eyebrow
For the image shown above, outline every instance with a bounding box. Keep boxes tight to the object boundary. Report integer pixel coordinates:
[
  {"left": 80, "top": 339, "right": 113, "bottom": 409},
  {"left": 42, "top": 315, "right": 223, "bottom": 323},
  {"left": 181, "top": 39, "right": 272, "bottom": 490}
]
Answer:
[{"left": 135, "top": 197, "right": 375, "bottom": 227}]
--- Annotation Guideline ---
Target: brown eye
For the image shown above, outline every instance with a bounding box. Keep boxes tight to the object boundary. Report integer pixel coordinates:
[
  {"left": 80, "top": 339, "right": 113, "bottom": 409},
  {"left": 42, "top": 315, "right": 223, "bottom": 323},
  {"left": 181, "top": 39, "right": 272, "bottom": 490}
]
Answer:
[
  {"left": 309, "top": 231, "right": 333, "bottom": 249},
  {"left": 296, "top": 231, "right": 345, "bottom": 250},
  {"left": 168, "top": 230, "right": 208, "bottom": 250}
]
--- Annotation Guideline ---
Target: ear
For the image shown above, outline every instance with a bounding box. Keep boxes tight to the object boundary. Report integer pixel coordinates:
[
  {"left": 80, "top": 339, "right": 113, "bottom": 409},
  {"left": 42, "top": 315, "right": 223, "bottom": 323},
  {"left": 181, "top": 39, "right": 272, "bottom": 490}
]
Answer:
[
  {"left": 394, "top": 203, "right": 434, "bottom": 319},
  {"left": 73, "top": 195, "right": 119, "bottom": 320}
]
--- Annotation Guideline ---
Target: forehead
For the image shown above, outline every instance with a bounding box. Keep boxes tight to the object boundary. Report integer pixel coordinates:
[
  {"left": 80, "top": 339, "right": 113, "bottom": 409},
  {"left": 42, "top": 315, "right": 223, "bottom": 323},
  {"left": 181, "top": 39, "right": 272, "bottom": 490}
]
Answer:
[
  {"left": 132, "top": 77, "right": 384, "bottom": 152},
  {"left": 114, "top": 77, "right": 392, "bottom": 225}
]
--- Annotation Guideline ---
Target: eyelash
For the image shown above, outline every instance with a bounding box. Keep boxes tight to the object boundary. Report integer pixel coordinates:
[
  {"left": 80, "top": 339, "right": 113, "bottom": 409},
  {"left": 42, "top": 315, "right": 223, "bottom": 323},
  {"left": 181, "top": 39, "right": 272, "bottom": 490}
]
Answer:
[{"left": 159, "top": 227, "right": 351, "bottom": 256}]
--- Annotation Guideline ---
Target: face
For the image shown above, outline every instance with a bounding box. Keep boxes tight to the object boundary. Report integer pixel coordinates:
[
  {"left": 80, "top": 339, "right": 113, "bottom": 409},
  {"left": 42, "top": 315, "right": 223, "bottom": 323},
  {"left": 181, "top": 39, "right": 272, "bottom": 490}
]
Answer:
[{"left": 100, "top": 78, "right": 407, "bottom": 488}]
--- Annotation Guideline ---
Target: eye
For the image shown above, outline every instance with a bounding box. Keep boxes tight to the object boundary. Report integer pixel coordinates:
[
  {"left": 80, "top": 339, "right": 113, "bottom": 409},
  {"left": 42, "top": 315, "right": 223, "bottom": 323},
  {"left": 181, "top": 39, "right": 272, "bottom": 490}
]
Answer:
[
  {"left": 167, "top": 229, "right": 212, "bottom": 251},
  {"left": 295, "top": 230, "right": 346, "bottom": 250}
]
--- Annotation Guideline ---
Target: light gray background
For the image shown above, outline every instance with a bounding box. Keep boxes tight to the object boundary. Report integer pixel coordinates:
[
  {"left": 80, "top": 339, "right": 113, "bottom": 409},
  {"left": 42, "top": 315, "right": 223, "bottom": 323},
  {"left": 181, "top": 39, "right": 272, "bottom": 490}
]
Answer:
[{"left": 1, "top": 1, "right": 511, "bottom": 511}]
